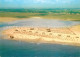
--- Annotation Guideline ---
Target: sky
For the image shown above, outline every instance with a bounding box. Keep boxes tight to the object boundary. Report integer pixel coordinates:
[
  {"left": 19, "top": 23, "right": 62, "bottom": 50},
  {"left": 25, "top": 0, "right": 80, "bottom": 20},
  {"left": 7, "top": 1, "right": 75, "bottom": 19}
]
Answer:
[{"left": 0, "top": 0, "right": 80, "bottom": 9}]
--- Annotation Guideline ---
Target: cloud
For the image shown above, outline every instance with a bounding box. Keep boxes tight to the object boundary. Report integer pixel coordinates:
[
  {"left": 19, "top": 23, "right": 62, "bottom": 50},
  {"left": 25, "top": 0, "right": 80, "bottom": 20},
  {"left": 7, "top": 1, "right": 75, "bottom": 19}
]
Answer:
[
  {"left": 56, "top": 0, "right": 71, "bottom": 3},
  {"left": 5, "top": 0, "right": 13, "bottom": 2},
  {"left": 56, "top": 0, "right": 59, "bottom": 2},
  {"left": 34, "top": 0, "right": 46, "bottom": 3}
]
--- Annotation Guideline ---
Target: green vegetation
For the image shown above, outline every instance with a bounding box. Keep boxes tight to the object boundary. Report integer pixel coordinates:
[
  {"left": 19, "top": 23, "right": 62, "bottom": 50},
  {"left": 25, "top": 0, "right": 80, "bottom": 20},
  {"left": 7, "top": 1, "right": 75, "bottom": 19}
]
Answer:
[{"left": 0, "top": 8, "right": 80, "bottom": 21}]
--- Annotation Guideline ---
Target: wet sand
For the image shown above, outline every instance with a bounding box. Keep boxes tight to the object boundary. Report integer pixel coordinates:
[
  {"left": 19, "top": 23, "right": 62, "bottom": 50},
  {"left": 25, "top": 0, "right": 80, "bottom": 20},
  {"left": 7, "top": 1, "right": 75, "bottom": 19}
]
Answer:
[
  {"left": 0, "top": 17, "right": 29, "bottom": 22},
  {"left": 2, "top": 25, "right": 80, "bottom": 46}
]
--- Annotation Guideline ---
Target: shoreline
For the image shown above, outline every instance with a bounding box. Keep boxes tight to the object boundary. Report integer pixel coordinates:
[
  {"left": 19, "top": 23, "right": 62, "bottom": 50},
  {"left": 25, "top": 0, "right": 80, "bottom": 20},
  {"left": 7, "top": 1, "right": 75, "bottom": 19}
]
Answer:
[
  {"left": 2, "top": 25, "right": 80, "bottom": 46},
  {"left": 1, "top": 37, "right": 80, "bottom": 46},
  {"left": 0, "top": 17, "right": 80, "bottom": 22}
]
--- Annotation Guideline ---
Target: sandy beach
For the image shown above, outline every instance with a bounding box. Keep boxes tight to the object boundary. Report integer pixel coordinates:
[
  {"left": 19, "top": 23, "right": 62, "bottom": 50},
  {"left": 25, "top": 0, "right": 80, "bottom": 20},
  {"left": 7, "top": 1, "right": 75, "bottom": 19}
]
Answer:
[
  {"left": 0, "top": 17, "right": 19, "bottom": 22},
  {"left": 2, "top": 25, "right": 80, "bottom": 46},
  {"left": 0, "top": 17, "right": 29, "bottom": 22}
]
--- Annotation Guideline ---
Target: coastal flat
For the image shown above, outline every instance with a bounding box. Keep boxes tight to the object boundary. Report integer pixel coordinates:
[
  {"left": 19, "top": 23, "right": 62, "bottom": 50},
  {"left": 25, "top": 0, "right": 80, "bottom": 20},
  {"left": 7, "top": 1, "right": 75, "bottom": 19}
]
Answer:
[{"left": 2, "top": 25, "right": 80, "bottom": 46}]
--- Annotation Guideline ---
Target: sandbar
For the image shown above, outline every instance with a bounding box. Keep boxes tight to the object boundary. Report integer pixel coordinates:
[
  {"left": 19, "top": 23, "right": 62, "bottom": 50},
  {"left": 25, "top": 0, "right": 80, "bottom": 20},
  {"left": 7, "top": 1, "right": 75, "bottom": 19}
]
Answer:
[{"left": 2, "top": 25, "right": 80, "bottom": 46}]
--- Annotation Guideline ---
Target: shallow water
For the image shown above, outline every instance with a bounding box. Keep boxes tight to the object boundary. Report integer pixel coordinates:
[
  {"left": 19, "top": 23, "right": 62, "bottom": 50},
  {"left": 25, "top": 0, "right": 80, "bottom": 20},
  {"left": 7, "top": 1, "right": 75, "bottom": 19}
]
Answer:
[
  {"left": 0, "top": 39, "right": 80, "bottom": 57},
  {"left": 0, "top": 18, "right": 80, "bottom": 57},
  {"left": 0, "top": 18, "right": 80, "bottom": 28}
]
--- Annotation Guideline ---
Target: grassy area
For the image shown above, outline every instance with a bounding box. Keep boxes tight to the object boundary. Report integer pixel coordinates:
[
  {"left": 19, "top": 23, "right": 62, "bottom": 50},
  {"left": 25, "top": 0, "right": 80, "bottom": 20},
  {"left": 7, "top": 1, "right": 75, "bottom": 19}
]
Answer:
[
  {"left": 0, "top": 9, "right": 80, "bottom": 22},
  {"left": 41, "top": 13, "right": 80, "bottom": 21}
]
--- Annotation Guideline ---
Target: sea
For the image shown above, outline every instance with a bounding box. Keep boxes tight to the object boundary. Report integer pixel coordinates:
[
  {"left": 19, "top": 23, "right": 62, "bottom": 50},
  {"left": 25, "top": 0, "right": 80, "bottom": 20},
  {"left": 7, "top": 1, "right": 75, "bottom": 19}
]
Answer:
[{"left": 0, "top": 18, "right": 80, "bottom": 57}]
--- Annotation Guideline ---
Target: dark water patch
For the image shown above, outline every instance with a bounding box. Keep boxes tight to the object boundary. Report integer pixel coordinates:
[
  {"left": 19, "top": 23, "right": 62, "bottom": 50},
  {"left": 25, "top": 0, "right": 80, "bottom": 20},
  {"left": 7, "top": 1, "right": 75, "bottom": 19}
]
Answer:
[
  {"left": 0, "top": 23, "right": 8, "bottom": 27},
  {"left": 0, "top": 39, "right": 80, "bottom": 57}
]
